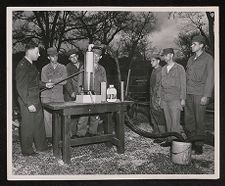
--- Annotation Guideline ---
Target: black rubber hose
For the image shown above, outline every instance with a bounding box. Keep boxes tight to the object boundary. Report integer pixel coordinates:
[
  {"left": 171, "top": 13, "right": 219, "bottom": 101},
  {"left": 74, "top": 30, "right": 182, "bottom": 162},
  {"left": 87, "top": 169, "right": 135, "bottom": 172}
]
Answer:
[
  {"left": 125, "top": 113, "right": 185, "bottom": 142},
  {"left": 125, "top": 113, "right": 204, "bottom": 143}
]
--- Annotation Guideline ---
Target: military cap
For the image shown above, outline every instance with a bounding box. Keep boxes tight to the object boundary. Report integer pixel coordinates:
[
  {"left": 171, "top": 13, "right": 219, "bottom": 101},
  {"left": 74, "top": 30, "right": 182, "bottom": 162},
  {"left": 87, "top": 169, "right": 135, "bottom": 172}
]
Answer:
[
  {"left": 92, "top": 47, "right": 102, "bottom": 56},
  {"left": 47, "top": 47, "right": 58, "bottom": 56},
  {"left": 151, "top": 54, "right": 161, "bottom": 60},
  {"left": 66, "top": 49, "right": 79, "bottom": 57},
  {"left": 191, "top": 35, "right": 206, "bottom": 45},
  {"left": 161, "top": 48, "right": 174, "bottom": 56}
]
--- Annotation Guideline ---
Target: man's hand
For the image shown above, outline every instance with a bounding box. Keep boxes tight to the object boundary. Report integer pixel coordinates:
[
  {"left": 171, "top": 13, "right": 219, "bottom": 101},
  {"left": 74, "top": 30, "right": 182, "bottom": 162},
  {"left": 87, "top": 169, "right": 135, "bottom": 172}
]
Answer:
[
  {"left": 71, "top": 92, "right": 76, "bottom": 98},
  {"left": 200, "top": 96, "right": 209, "bottom": 105},
  {"left": 46, "top": 82, "right": 54, "bottom": 89},
  {"left": 28, "top": 105, "right": 36, "bottom": 112},
  {"left": 181, "top": 99, "right": 185, "bottom": 107}
]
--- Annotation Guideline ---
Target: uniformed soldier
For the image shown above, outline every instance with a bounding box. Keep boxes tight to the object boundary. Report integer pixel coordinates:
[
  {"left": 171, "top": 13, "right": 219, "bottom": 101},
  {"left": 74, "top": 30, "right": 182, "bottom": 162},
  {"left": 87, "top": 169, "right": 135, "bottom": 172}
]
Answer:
[
  {"left": 64, "top": 49, "right": 82, "bottom": 136},
  {"left": 149, "top": 54, "right": 166, "bottom": 144},
  {"left": 160, "top": 48, "right": 187, "bottom": 147},
  {"left": 64, "top": 49, "right": 82, "bottom": 102},
  {"left": 185, "top": 35, "right": 214, "bottom": 154},
  {"left": 75, "top": 48, "right": 107, "bottom": 137},
  {"left": 41, "top": 47, "right": 67, "bottom": 138},
  {"left": 16, "top": 42, "right": 54, "bottom": 156}
]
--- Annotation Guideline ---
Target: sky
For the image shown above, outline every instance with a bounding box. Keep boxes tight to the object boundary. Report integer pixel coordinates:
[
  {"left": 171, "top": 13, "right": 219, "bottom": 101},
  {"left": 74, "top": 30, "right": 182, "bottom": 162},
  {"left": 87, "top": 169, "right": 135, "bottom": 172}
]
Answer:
[
  {"left": 150, "top": 12, "right": 180, "bottom": 49},
  {"left": 12, "top": 10, "right": 208, "bottom": 55},
  {"left": 150, "top": 12, "right": 208, "bottom": 51}
]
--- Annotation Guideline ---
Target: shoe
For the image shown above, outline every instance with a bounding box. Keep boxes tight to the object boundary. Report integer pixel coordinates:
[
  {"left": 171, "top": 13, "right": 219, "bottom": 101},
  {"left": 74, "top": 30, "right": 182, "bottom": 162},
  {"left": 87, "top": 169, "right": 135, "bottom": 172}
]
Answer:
[
  {"left": 194, "top": 145, "right": 203, "bottom": 155},
  {"left": 160, "top": 141, "right": 172, "bottom": 147},
  {"left": 153, "top": 138, "right": 165, "bottom": 144},
  {"left": 22, "top": 152, "right": 39, "bottom": 157}
]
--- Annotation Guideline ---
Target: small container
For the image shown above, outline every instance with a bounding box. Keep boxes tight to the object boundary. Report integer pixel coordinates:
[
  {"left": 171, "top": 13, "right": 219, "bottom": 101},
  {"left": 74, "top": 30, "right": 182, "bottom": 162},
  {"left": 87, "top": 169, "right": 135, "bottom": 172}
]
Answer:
[
  {"left": 171, "top": 140, "right": 192, "bottom": 165},
  {"left": 107, "top": 85, "right": 117, "bottom": 102}
]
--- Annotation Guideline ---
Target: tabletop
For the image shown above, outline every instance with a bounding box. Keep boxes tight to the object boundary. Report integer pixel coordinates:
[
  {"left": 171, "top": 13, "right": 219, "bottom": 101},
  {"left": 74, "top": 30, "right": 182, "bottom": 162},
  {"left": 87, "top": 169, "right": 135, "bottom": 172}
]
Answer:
[{"left": 42, "top": 100, "right": 133, "bottom": 111}]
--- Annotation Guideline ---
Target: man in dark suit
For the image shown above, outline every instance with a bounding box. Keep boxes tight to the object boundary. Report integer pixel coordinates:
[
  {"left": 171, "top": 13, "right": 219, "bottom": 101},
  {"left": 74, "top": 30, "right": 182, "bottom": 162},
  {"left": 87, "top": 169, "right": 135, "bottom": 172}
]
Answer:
[{"left": 16, "top": 42, "right": 53, "bottom": 156}]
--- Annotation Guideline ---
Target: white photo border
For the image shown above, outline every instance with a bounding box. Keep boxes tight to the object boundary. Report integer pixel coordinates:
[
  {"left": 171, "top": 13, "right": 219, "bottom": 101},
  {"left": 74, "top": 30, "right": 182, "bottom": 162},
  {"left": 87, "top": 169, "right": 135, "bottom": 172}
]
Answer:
[{"left": 7, "top": 6, "right": 220, "bottom": 180}]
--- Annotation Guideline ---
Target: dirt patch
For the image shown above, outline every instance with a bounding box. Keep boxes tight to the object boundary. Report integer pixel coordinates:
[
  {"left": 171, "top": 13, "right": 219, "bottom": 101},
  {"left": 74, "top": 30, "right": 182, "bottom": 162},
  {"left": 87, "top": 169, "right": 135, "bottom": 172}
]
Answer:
[{"left": 11, "top": 125, "right": 214, "bottom": 175}]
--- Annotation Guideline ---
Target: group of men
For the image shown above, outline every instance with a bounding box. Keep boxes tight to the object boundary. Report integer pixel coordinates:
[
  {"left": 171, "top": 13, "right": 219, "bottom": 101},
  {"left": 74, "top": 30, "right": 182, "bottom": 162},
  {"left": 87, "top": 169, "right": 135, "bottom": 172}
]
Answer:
[
  {"left": 16, "top": 42, "right": 106, "bottom": 156},
  {"left": 15, "top": 34, "right": 213, "bottom": 157},
  {"left": 149, "top": 35, "right": 214, "bottom": 155}
]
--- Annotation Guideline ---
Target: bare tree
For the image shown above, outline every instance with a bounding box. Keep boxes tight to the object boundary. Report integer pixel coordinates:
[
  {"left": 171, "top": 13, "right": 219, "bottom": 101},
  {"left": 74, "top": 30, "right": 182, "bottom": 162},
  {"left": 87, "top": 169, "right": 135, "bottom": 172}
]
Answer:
[
  {"left": 175, "top": 31, "right": 200, "bottom": 60},
  {"left": 121, "top": 12, "right": 156, "bottom": 96},
  {"left": 170, "top": 12, "right": 214, "bottom": 55},
  {"left": 13, "top": 11, "right": 88, "bottom": 52},
  {"left": 12, "top": 11, "right": 156, "bottom": 92}
]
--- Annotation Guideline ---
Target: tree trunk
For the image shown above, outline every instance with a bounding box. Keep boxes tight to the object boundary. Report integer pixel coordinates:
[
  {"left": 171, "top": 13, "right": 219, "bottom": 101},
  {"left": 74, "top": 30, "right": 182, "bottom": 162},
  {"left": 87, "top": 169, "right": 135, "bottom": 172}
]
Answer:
[
  {"left": 125, "top": 68, "right": 131, "bottom": 97},
  {"left": 114, "top": 57, "right": 121, "bottom": 83},
  {"left": 206, "top": 12, "right": 214, "bottom": 56},
  {"left": 125, "top": 45, "right": 136, "bottom": 98}
]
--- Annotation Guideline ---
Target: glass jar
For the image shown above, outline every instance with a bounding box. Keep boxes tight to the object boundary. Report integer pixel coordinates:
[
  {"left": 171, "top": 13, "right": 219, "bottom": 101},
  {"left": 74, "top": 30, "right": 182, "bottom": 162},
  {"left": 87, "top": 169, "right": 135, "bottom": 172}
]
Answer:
[{"left": 107, "top": 85, "right": 117, "bottom": 102}]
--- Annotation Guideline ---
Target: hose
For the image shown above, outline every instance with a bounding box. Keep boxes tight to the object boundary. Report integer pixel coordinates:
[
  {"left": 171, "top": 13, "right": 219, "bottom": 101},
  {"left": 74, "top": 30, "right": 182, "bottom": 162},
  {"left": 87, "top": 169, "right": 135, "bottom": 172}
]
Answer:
[
  {"left": 124, "top": 98, "right": 204, "bottom": 143},
  {"left": 125, "top": 112, "right": 205, "bottom": 143},
  {"left": 125, "top": 113, "right": 185, "bottom": 142}
]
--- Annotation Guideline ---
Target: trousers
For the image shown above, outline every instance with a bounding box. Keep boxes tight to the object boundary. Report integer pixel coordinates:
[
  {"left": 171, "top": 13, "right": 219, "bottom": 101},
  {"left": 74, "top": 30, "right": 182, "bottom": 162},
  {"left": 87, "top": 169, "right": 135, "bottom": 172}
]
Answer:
[
  {"left": 161, "top": 99, "right": 185, "bottom": 141},
  {"left": 184, "top": 94, "right": 206, "bottom": 146},
  {"left": 76, "top": 115, "right": 100, "bottom": 136},
  {"left": 18, "top": 99, "right": 48, "bottom": 154},
  {"left": 150, "top": 108, "right": 166, "bottom": 134},
  {"left": 41, "top": 97, "right": 64, "bottom": 138}
]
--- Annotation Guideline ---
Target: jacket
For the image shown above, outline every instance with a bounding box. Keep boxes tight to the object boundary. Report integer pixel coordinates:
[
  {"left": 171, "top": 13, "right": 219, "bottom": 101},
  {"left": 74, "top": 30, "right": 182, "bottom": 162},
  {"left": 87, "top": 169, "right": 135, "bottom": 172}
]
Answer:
[
  {"left": 150, "top": 66, "right": 162, "bottom": 110},
  {"left": 78, "top": 64, "right": 107, "bottom": 95},
  {"left": 40, "top": 62, "right": 67, "bottom": 102},
  {"left": 64, "top": 62, "right": 81, "bottom": 101},
  {"left": 186, "top": 51, "right": 214, "bottom": 97},
  {"left": 16, "top": 57, "right": 45, "bottom": 109},
  {"left": 161, "top": 62, "right": 186, "bottom": 101}
]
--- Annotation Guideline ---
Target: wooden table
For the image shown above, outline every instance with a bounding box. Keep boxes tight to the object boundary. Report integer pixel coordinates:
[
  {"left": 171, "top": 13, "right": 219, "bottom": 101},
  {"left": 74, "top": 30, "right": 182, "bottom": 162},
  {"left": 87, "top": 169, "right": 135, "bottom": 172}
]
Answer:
[{"left": 42, "top": 101, "right": 133, "bottom": 164}]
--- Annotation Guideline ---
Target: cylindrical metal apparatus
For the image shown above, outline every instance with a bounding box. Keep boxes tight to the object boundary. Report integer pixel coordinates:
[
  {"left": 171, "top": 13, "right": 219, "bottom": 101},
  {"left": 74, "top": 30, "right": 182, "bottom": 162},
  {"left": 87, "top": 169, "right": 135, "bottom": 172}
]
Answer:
[{"left": 84, "top": 51, "right": 94, "bottom": 91}]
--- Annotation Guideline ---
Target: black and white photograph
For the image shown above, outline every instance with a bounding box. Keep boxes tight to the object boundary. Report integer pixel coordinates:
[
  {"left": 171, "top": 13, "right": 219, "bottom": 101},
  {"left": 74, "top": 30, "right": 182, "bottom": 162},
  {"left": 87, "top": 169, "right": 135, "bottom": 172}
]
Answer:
[{"left": 7, "top": 6, "right": 219, "bottom": 180}]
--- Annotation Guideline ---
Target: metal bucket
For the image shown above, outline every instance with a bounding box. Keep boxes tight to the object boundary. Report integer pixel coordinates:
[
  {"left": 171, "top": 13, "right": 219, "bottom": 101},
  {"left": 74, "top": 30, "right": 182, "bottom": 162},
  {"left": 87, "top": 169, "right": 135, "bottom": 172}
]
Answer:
[{"left": 171, "top": 140, "right": 192, "bottom": 165}]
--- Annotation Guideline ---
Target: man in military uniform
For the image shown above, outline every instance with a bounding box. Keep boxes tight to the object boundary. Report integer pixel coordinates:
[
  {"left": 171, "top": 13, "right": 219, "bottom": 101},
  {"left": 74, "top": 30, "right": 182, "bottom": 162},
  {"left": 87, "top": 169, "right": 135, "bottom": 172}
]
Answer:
[
  {"left": 75, "top": 48, "right": 107, "bottom": 137},
  {"left": 16, "top": 42, "right": 53, "bottom": 156},
  {"left": 64, "top": 49, "right": 82, "bottom": 101},
  {"left": 64, "top": 49, "right": 83, "bottom": 136},
  {"left": 41, "top": 47, "right": 67, "bottom": 138},
  {"left": 160, "top": 48, "right": 186, "bottom": 147},
  {"left": 149, "top": 54, "right": 166, "bottom": 144},
  {"left": 185, "top": 35, "right": 214, "bottom": 154}
]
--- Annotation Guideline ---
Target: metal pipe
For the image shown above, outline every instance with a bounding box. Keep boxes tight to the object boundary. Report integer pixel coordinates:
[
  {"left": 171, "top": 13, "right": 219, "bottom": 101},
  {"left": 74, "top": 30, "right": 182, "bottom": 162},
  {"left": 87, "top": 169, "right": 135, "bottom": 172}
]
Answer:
[{"left": 40, "top": 69, "right": 84, "bottom": 92}]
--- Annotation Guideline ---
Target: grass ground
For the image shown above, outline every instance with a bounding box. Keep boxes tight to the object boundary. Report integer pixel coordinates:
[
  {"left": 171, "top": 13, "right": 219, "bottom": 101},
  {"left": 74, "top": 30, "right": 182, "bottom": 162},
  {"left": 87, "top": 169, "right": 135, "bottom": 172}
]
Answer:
[{"left": 11, "top": 112, "right": 215, "bottom": 176}]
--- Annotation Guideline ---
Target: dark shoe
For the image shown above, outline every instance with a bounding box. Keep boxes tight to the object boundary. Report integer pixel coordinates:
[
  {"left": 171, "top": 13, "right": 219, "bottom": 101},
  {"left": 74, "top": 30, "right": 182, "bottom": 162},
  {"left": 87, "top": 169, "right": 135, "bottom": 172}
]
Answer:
[
  {"left": 194, "top": 145, "right": 203, "bottom": 155},
  {"left": 22, "top": 152, "right": 39, "bottom": 157},
  {"left": 153, "top": 138, "right": 165, "bottom": 144},
  {"left": 160, "top": 141, "right": 172, "bottom": 147}
]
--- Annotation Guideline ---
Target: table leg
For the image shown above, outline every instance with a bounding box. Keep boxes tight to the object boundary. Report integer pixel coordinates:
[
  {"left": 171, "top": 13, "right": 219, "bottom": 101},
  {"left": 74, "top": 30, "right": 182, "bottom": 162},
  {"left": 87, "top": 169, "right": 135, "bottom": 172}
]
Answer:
[
  {"left": 104, "top": 113, "right": 113, "bottom": 147},
  {"left": 62, "top": 115, "right": 71, "bottom": 164},
  {"left": 52, "top": 112, "right": 61, "bottom": 158},
  {"left": 115, "top": 110, "right": 125, "bottom": 153}
]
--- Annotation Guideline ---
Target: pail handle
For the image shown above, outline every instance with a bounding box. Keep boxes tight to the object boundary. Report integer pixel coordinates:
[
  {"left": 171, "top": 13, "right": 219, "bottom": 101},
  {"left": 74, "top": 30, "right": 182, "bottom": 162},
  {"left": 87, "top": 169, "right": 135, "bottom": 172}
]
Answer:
[{"left": 172, "top": 146, "right": 191, "bottom": 155}]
